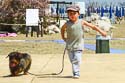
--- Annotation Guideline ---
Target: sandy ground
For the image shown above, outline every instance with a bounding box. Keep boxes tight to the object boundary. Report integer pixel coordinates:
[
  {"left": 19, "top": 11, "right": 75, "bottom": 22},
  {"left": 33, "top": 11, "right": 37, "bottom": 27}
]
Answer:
[{"left": 1, "top": 54, "right": 125, "bottom": 83}]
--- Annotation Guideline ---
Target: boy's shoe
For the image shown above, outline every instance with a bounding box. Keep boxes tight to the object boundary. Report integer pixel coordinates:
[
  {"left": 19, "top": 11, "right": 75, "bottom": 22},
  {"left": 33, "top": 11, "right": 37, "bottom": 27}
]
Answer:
[{"left": 73, "top": 75, "right": 80, "bottom": 79}]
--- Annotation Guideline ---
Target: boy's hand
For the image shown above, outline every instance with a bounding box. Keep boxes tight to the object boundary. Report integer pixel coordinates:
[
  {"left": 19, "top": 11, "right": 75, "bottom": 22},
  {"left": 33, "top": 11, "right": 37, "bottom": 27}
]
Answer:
[{"left": 101, "top": 31, "right": 107, "bottom": 37}]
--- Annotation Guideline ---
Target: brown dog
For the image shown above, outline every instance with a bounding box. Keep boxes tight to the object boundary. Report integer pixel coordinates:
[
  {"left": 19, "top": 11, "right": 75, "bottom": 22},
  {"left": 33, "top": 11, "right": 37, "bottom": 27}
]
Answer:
[{"left": 6, "top": 51, "right": 32, "bottom": 76}]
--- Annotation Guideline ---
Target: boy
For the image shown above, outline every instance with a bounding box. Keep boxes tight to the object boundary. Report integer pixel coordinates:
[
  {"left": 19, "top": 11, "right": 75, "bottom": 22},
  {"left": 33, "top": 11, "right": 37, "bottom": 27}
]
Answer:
[{"left": 61, "top": 5, "right": 107, "bottom": 79}]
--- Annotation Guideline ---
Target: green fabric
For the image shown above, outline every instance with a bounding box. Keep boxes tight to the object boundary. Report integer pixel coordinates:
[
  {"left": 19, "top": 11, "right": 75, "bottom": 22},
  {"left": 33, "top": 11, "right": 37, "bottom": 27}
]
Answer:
[{"left": 66, "top": 19, "right": 84, "bottom": 50}]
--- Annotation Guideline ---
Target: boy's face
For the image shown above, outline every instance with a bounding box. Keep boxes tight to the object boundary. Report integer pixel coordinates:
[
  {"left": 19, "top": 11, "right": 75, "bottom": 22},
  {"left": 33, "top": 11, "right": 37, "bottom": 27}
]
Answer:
[{"left": 67, "top": 10, "right": 80, "bottom": 22}]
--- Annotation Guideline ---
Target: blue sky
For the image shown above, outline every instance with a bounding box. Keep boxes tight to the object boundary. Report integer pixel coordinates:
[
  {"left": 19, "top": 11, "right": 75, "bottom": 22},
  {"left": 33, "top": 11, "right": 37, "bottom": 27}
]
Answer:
[{"left": 84, "top": 0, "right": 124, "bottom": 4}]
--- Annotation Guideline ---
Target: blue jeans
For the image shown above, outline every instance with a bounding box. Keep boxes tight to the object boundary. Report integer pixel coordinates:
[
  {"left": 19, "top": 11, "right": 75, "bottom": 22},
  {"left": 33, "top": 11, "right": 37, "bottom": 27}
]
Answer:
[{"left": 67, "top": 50, "right": 82, "bottom": 76}]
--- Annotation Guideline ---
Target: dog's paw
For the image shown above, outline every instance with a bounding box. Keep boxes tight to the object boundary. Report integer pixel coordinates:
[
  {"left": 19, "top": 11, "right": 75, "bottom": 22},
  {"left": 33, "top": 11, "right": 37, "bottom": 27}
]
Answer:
[{"left": 24, "top": 72, "right": 28, "bottom": 75}]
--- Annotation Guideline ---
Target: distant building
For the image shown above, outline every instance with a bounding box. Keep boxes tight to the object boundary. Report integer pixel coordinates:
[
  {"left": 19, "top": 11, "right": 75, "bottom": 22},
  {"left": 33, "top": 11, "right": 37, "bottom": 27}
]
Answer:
[
  {"left": 123, "top": 2, "right": 125, "bottom": 7},
  {"left": 49, "top": 0, "right": 85, "bottom": 17}
]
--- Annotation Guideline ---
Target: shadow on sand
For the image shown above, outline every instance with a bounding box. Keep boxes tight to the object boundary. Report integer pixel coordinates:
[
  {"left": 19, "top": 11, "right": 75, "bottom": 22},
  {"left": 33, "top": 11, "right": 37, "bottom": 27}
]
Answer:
[
  {"left": 37, "top": 75, "right": 73, "bottom": 79},
  {"left": 1, "top": 74, "right": 24, "bottom": 78}
]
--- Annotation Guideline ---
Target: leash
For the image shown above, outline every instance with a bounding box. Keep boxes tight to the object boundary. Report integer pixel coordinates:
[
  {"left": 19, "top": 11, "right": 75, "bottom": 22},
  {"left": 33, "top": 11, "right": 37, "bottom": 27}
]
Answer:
[{"left": 27, "top": 47, "right": 66, "bottom": 76}]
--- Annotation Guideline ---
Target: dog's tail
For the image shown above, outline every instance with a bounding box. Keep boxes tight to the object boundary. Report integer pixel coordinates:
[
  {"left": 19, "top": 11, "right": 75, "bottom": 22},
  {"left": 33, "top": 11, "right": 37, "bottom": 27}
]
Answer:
[
  {"left": 6, "top": 55, "right": 9, "bottom": 58},
  {"left": 6, "top": 51, "right": 19, "bottom": 58}
]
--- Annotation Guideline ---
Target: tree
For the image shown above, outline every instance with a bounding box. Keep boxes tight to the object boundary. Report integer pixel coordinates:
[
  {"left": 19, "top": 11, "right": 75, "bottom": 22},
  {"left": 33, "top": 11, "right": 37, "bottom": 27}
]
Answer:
[{"left": 0, "top": 0, "right": 49, "bottom": 33}]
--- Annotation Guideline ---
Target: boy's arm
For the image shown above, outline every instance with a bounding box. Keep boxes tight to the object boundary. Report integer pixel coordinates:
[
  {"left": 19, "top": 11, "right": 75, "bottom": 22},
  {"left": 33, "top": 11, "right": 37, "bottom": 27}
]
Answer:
[
  {"left": 82, "top": 20, "right": 107, "bottom": 37},
  {"left": 61, "top": 23, "right": 67, "bottom": 41}
]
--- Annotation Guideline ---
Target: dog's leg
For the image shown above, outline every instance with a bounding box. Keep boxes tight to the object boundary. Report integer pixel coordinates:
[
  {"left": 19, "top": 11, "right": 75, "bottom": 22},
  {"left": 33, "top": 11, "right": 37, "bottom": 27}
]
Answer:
[
  {"left": 11, "top": 71, "right": 19, "bottom": 76},
  {"left": 24, "top": 60, "right": 31, "bottom": 75}
]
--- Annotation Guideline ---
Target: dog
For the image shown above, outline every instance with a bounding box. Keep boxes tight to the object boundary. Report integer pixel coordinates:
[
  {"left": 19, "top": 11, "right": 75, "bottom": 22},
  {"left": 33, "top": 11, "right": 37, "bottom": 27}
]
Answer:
[{"left": 6, "top": 51, "right": 32, "bottom": 76}]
